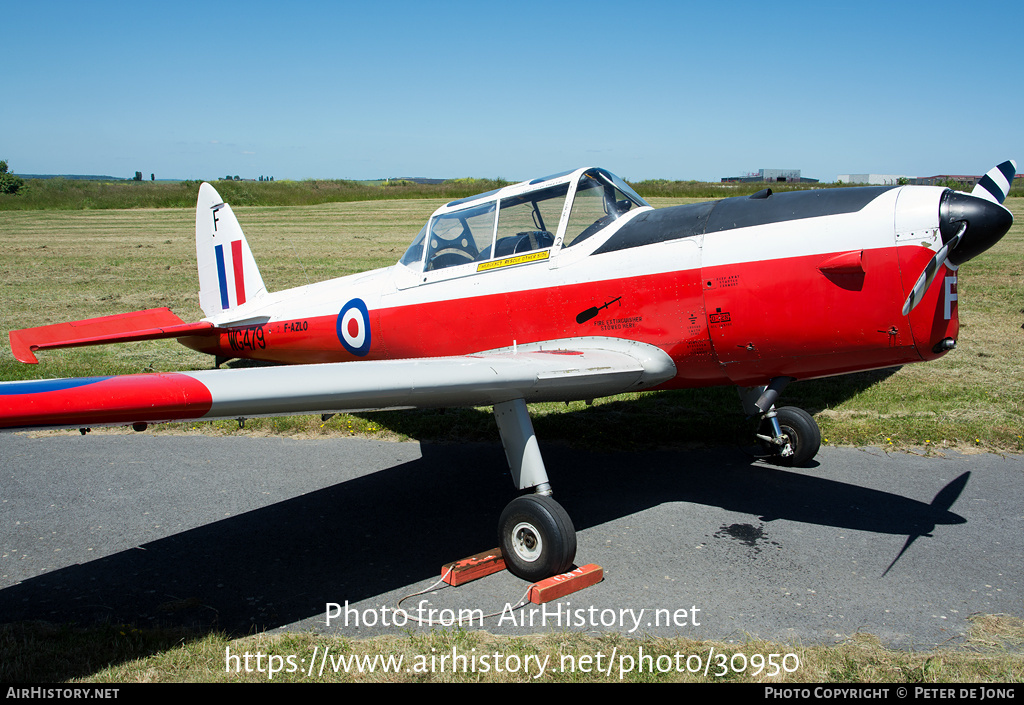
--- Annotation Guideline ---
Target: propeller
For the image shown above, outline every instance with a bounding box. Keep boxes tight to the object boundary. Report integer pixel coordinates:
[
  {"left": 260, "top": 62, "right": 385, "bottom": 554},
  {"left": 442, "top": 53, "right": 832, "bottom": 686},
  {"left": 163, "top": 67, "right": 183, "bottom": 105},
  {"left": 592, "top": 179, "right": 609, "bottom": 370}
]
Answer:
[{"left": 902, "top": 160, "right": 1015, "bottom": 315}]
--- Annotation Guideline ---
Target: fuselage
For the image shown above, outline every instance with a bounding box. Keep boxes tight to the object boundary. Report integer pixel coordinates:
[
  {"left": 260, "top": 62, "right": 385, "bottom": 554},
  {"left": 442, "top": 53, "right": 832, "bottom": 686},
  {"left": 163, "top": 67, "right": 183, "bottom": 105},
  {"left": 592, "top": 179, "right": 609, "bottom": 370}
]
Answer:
[{"left": 181, "top": 179, "right": 960, "bottom": 390}]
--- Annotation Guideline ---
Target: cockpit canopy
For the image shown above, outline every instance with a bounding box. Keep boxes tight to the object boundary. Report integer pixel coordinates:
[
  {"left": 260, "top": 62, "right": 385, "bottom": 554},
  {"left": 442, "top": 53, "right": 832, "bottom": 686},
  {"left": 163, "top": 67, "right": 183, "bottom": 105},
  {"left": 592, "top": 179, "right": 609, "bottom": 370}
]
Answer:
[{"left": 399, "top": 168, "right": 649, "bottom": 274}]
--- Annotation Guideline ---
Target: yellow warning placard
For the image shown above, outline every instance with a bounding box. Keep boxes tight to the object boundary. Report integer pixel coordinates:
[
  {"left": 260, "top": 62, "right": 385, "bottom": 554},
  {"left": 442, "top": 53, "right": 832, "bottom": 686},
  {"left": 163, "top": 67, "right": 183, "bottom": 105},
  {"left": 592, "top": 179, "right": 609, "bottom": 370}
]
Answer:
[{"left": 476, "top": 250, "right": 550, "bottom": 272}]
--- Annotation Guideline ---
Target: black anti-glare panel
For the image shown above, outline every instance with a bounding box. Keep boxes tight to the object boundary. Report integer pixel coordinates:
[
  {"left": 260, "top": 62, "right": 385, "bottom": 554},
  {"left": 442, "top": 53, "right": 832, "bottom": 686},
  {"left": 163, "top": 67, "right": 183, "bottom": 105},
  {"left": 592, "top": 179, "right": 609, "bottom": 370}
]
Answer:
[{"left": 594, "top": 186, "right": 897, "bottom": 255}]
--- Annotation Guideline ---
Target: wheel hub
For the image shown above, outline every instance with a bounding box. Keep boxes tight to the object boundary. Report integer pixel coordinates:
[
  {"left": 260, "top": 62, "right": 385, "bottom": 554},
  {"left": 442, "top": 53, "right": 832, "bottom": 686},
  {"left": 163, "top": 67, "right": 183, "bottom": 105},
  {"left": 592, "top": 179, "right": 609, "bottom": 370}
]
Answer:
[{"left": 511, "top": 522, "right": 542, "bottom": 562}]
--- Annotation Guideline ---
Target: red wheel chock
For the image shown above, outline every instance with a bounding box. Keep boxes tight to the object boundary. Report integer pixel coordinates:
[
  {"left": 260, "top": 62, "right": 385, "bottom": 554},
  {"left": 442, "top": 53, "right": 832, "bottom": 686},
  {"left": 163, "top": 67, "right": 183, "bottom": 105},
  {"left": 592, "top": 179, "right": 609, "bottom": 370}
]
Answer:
[{"left": 441, "top": 549, "right": 602, "bottom": 602}]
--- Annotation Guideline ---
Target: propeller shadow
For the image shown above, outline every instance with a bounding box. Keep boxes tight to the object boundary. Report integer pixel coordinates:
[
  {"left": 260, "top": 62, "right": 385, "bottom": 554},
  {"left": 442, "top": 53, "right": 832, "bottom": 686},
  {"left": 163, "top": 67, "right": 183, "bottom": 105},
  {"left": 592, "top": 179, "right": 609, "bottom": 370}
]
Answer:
[{"left": 881, "top": 470, "right": 970, "bottom": 576}]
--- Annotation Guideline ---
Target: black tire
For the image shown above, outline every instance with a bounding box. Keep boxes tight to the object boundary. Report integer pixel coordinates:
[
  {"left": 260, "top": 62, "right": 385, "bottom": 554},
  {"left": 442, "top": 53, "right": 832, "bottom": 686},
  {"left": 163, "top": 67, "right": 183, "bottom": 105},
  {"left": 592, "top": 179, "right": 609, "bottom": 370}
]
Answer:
[
  {"left": 498, "top": 494, "right": 576, "bottom": 582},
  {"left": 759, "top": 406, "right": 820, "bottom": 467}
]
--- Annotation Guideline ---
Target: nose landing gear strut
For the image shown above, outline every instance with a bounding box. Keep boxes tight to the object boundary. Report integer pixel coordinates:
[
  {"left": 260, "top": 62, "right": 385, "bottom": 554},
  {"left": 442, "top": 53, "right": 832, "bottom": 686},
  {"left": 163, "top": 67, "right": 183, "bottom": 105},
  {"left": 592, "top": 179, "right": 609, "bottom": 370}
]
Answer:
[{"left": 741, "top": 377, "right": 821, "bottom": 467}]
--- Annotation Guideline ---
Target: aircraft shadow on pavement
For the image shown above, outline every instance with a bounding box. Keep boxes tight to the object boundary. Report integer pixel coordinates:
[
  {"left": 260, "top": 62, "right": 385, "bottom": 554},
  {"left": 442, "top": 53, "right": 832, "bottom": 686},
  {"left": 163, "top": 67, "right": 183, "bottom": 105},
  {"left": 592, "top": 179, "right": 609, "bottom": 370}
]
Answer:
[
  {"left": 354, "top": 366, "right": 904, "bottom": 449},
  {"left": 0, "top": 438, "right": 969, "bottom": 644}
]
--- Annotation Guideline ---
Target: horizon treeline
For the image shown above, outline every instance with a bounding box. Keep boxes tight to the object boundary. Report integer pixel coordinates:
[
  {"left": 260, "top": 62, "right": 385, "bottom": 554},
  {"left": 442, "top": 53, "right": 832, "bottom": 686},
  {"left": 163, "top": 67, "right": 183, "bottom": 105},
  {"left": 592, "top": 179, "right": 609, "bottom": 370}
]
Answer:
[{"left": 1, "top": 175, "right": 1020, "bottom": 211}]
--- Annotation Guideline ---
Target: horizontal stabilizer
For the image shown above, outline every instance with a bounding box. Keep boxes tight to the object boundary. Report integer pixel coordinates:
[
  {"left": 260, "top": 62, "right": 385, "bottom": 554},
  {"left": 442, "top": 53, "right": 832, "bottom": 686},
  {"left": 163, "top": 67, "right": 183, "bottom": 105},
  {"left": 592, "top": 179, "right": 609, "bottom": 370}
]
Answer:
[{"left": 8, "top": 308, "right": 218, "bottom": 364}]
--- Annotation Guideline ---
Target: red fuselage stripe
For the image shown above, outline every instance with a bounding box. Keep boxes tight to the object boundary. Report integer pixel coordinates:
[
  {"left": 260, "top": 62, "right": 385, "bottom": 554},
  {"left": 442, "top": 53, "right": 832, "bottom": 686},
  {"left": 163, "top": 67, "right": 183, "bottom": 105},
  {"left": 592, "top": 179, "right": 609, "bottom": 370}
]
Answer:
[{"left": 180, "top": 244, "right": 953, "bottom": 387}]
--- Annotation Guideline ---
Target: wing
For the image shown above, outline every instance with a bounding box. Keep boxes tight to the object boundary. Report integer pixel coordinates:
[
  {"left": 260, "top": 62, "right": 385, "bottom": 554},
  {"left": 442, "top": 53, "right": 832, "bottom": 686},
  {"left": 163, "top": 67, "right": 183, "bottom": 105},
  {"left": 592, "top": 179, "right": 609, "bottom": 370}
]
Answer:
[{"left": 0, "top": 338, "right": 675, "bottom": 432}]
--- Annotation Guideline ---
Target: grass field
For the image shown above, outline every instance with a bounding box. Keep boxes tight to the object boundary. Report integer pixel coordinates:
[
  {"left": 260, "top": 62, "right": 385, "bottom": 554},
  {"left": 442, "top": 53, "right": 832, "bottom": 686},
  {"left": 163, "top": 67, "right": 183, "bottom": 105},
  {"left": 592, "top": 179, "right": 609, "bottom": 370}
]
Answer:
[{"left": 1, "top": 195, "right": 1021, "bottom": 451}]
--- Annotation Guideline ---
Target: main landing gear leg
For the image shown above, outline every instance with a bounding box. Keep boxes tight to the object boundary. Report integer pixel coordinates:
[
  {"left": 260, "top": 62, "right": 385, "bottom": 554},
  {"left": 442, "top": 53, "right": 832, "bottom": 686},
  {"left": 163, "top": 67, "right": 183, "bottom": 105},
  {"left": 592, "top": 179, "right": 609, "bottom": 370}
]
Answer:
[
  {"left": 740, "top": 377, "right": 821, "bottom": 467},
  {"left": 492, "top": 398, "right": 576, "bottom": 582}
]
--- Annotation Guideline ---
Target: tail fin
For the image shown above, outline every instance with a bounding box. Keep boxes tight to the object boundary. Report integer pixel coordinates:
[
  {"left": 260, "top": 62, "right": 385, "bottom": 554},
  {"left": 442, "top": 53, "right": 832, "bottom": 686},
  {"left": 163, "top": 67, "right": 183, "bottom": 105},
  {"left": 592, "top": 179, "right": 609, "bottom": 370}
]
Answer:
[{"left": 196, "top": 183, "right": 268, "bottom": 317}]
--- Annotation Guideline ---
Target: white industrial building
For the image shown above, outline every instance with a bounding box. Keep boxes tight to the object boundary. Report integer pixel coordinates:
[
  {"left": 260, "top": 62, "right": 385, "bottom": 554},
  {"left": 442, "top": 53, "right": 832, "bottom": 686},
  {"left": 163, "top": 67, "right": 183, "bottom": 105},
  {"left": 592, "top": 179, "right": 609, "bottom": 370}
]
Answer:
[{"left": 836, "top": 174, "right": 908, "bottom": 185}]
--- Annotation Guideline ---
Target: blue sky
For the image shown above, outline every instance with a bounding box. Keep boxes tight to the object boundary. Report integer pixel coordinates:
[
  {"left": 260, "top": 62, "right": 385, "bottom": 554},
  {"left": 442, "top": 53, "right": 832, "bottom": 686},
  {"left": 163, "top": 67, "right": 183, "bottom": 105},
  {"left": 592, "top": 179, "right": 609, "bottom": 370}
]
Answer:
[{"left": 4, "top": 0, "right": 1021, "bottom": 182}]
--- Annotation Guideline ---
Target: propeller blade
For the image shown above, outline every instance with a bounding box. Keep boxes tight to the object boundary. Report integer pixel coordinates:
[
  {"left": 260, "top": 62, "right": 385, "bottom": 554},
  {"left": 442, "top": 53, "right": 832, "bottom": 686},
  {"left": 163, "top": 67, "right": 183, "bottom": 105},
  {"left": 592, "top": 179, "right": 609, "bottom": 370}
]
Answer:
[
  {"left": 971, "top": 160, "right": 1016, "bottom": 204},
  {"left": 902, "top": 224, "right": 963, "bottom": 316},
  {"left": 902, "top": 160, "right": 1016, "bottom": 316}
]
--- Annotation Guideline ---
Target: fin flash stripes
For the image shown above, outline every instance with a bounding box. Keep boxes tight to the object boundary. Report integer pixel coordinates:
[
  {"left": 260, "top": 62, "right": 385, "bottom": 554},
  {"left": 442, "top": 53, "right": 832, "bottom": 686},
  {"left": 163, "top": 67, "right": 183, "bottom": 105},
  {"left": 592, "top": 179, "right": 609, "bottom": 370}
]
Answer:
[{"left": 214, "top": 240, "right": 247, "bottom": 309}]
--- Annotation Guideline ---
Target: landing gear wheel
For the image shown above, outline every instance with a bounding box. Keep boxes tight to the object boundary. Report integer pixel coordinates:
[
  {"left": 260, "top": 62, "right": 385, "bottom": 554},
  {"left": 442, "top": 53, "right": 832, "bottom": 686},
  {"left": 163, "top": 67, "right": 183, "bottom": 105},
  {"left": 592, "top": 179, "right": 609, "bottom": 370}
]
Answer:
[
  {"left": 498, "top": 494, "right": 576, "bottom": 582},
  {"left": 758, "top": 406, "right": 820, "bottom": 467}
]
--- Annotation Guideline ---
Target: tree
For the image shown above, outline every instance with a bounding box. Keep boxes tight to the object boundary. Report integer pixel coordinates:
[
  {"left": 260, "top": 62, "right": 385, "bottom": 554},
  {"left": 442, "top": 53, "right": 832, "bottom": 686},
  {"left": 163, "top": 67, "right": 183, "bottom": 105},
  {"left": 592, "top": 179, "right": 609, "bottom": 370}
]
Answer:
[{"left": 0, "top": 160, "right": 25, "bottom": 195}]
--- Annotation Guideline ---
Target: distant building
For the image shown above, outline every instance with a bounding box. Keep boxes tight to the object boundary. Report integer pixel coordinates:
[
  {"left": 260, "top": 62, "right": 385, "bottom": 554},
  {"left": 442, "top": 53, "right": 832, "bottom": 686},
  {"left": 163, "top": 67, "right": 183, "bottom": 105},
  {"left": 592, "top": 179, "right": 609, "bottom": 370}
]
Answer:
[
  {"left": 721, "top": 168, "right": 818, "bottom": 183},
  {"left": 836, "top": 172, "right": 1023, "bottom": 189},
  {"left": 910, "top": 174, "right": 980, "bottom": 188},
  {"left": 836, "top": 174, "right": 907, "bottom": 185}
]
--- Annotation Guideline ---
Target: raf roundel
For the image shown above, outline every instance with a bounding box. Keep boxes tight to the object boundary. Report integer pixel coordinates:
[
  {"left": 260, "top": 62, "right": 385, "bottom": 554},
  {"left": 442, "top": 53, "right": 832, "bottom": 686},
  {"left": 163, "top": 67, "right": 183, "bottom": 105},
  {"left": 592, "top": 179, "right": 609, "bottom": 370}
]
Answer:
[{"left": 337, "top": 298, "right": 372, "bottom": 357}]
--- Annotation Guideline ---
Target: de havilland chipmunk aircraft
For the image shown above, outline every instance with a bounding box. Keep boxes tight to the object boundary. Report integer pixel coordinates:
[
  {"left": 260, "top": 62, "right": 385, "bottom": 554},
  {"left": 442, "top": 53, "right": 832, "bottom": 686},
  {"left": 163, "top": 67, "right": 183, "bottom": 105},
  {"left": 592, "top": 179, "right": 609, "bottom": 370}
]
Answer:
[{"left": 1, "top": 161, "right": 1016, "bottom": 581}]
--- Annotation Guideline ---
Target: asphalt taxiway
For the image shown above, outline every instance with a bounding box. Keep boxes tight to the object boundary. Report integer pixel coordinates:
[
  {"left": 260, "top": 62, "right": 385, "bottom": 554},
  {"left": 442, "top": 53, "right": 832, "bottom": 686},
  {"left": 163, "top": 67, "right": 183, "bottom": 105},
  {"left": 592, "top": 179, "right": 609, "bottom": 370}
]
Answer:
[{"left": 1, "top": 431, "right": 1021, "bottom": 650}]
